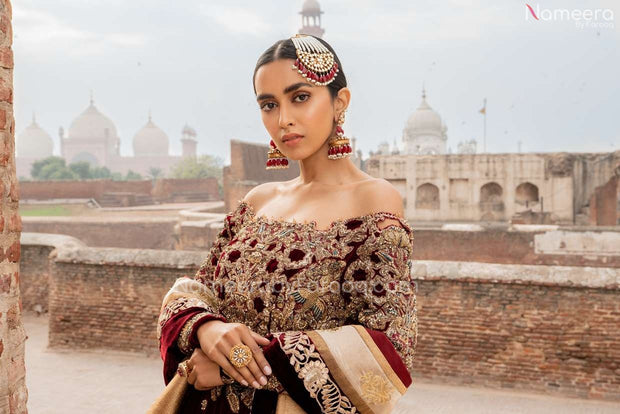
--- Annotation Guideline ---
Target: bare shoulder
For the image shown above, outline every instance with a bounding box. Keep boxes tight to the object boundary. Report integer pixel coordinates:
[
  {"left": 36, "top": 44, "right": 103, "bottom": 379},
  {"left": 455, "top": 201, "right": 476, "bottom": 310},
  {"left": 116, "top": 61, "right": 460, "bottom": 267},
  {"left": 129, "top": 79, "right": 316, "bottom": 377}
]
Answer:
[
  {"left": 355, "top": 178, "right": 406, "bottom": 229},
  {"left": 242, "top": 181, "right": 280, "bottom": 209}
]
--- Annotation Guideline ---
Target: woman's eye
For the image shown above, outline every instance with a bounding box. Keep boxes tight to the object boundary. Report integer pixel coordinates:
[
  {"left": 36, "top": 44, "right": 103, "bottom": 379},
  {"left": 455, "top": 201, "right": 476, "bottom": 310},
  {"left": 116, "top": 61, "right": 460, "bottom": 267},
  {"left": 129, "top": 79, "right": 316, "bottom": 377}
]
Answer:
[
  {"left": 260, "top": 102, "right": 276, "bottom": 111},
  {"left": 294, "top": 94, "right": 309, "bottom": 102}
]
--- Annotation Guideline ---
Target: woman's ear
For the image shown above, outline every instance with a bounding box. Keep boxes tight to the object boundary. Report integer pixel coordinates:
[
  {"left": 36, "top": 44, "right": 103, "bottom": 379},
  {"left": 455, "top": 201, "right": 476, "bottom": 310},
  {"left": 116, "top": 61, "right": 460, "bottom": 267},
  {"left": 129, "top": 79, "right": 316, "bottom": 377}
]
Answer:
[{"left": 334, "top": 87, "right": 351, "bottom": 116}]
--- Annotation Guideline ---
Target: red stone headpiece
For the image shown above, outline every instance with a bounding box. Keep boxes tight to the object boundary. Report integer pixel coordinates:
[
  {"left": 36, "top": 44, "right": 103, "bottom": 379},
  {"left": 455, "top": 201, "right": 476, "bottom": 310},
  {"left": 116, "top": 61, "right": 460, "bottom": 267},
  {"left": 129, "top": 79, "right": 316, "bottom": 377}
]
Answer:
[{"left": 290, "top": 34, "right": 339, "bottom": 86}]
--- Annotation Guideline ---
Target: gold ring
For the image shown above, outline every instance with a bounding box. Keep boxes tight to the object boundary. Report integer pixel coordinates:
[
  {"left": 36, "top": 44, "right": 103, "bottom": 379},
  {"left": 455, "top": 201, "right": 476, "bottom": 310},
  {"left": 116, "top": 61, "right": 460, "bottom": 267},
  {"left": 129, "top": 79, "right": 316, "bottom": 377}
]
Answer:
[
  {"left": 228, "top": 344, "right": 253, "bottom": 368},
  {"left": 177, "top": 360, "right": 193, "bottom": 377}
]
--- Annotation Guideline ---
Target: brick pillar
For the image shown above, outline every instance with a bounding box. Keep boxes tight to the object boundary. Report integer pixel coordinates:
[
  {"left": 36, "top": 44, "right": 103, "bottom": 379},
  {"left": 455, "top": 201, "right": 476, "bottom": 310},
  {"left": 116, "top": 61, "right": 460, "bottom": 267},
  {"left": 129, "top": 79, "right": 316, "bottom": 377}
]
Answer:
[{"left": 0, "top": 1, "right": 28, "bottom": 412}]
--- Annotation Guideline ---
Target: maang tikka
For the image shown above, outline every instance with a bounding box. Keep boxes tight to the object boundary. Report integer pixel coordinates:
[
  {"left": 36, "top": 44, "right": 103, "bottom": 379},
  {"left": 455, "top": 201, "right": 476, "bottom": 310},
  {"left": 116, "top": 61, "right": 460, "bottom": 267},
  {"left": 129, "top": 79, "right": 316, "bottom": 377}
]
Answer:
[{"left": 265, "top": 34, "right": 350, "bottom": 170}]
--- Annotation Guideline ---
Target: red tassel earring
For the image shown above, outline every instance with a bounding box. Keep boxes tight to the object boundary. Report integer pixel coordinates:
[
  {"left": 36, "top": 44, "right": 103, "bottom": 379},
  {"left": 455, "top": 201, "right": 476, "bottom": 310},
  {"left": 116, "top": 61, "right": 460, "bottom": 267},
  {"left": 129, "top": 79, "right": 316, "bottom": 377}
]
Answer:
[
  {"left": 265, "top": 139, "right": 289, "bottom": 170},
  {"left": 328, "top": 110, "right": 352, "bottom": 160}
]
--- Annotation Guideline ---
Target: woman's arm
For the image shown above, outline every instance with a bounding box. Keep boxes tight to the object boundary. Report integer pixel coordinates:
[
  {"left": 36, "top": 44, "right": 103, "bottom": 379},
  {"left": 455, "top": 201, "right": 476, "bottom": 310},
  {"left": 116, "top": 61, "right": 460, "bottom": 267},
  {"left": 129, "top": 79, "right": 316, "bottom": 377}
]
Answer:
[
  {"left": 157, "top": 210, "right": 236, "bottom": 385},
  {"left": 158, "top": 202, "right": 274, "bottom": 389}
]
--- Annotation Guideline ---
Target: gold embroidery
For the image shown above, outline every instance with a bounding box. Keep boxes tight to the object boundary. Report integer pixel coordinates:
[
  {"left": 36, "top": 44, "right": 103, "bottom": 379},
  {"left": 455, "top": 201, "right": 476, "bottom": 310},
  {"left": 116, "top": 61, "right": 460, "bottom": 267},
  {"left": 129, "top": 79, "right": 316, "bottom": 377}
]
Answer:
[
  {"left": 177, "top": 311, "right": 213, "bottom": 354},
  {"left": 157, "top": 296, "right": 214, "bottom": 340},
  {"left": 200, "top": 398, "right": 208, "bottom": 411},
  {"left": 226, "top": 385, "right": 240, "bottom": 413},
  {"left": 264, "top": 374, "right": 285, "bottom": 393},
  {"left": 298, "top": 360, "right": 329, "bottom": 393},
  {"left": 276, "top": 331, "right": 357, "bottom": 413},
  {"left": 360, "top": 370, "right": 391, "bottom": 404}
]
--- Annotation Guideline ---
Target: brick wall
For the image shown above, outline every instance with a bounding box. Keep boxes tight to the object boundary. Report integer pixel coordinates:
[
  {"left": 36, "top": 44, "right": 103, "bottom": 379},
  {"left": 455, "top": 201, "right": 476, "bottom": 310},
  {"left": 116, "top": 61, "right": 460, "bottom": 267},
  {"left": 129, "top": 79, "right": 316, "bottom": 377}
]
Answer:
[
  {"left": 411, "top": 227, "right": 620, "bottom": 268},
  {"left": 41, "top": 234, "right": 620, "bottom": 401},
  {"left": 0, "top": 2, "right": 27, "bottom": 412},
  {"left": 23, "top": 219, "right": 178, "bottom": 249},
  {"left": 19, "top": 233, "right": 86, "bottom": 313},
  {"left": 590, "top": 175, "right": 619, "bottom": 226},
  {"left": 412, "top": 261, "right": 620, "bottom": 401},
  {"left": 19, "top": 177, "right": 220, "bottom": 203},
  {"left": 48, "top": 246, "right": 205, "bottom": 355}
]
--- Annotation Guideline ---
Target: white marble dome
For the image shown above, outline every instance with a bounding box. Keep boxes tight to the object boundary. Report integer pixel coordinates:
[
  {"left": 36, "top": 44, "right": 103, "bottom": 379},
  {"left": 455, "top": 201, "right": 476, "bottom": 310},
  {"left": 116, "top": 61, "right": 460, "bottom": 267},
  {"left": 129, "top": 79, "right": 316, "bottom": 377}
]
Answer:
[
  {"left": 17, "top": 116, "right": 54, "bottom": 159},
  {"left": 402, "top": 89, "right": 448, "bottom": 155},
  {"left": 133, "top": 115, "right": 169, "bottom": 156},
  {"left": 302, "top": 0, "right": 321, "bottom": 13},
  {"left": 69, "top": 100, "right": 119, "bottom": 143},
  {"left": 405, "top": 94, "right": 444, "bottom": 133}
]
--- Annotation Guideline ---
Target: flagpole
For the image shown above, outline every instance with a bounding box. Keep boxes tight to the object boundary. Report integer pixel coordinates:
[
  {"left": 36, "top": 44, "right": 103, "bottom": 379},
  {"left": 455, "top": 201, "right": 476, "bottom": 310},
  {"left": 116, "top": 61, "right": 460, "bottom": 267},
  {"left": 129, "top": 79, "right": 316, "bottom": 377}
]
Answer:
[{"left": 482, "top": 98, "right": 487, "bottom": 153}]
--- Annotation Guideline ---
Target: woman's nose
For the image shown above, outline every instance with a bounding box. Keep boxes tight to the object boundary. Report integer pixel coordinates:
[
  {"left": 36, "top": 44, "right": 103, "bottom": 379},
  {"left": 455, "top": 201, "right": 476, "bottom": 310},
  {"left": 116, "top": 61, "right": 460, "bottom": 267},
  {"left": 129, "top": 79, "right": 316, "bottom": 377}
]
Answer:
[{"left": 278, "top": 104, "right": 294, "bottom": 128}]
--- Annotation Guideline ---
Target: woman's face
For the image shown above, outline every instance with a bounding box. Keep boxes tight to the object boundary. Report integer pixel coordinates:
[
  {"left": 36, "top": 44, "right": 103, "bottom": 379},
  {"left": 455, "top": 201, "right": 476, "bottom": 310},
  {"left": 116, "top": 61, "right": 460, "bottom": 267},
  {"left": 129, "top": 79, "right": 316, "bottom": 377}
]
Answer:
[{"left": 254, "top": 58, "right": 336, "bottom": 160}]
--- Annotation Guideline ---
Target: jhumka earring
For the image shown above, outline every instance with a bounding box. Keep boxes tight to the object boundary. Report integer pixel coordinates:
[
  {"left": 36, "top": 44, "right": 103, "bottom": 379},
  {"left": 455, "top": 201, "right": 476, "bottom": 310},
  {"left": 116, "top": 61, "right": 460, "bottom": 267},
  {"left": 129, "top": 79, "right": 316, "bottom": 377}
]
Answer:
[
  {"left": 328, "top": 110, "right": 352, "bottom": 159},
  {"left": 265, "top": 139, "right": 289, "bottom": 170}
]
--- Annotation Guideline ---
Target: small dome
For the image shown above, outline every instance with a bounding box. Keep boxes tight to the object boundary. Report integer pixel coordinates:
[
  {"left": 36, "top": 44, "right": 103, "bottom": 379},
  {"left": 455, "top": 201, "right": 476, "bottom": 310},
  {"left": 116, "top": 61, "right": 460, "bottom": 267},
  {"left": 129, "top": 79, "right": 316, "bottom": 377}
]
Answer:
[
  {"left": 302, "top": 0, "right": 321, "bottom": 13},
  {"left": 17, "top": 115, "right": 54, "bottom": 158},
  {"left": 405, "top": 93, "right": 443, "bottom": 133},
  {"left": 68, "top": 99, "right": 118, "bottom": 144},
  {"left": 182, "top": 123, "right": 197, "bottom": 139},
  {"left": 133, "top": 115, "right": 169, "bottom": 156}
]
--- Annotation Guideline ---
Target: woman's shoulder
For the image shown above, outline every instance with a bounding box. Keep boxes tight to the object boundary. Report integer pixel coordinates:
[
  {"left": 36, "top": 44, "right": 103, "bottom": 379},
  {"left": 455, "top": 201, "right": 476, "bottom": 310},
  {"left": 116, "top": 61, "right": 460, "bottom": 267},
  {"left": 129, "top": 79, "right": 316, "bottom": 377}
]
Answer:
[
  {"left": 354, "top": 178, "right": 406, "bottom": 229},
  {"left": 242, "top": 181, "right": 281, "bottom": 208}
]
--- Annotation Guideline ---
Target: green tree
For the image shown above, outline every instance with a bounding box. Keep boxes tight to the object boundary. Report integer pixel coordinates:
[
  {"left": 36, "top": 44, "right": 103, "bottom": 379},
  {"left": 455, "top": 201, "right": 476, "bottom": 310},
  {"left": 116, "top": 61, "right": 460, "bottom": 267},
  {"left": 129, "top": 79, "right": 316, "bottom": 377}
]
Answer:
[
  {"left": 125, "top": 170, "right": 143, "bottom": 180},
  {"left": 69, "top": 161, "right": 91, "bottom": 179},
  {"left": 147, "top": 167, "right": 164, "bottom": 180},
  {"left": 170, "top": 155, "right": 223, "bottom": 179},
  {"left": 31, "top": 156, "right": 80, "bottom": 180},
  {"left": 91, "top": 166, "right": 112, "bottom": 179},
  {"left": 170, "top": 155, "right": 224, "bottom": 195},
  {"left": 31, "top": 156, "right": 66, "bottom": 180}
]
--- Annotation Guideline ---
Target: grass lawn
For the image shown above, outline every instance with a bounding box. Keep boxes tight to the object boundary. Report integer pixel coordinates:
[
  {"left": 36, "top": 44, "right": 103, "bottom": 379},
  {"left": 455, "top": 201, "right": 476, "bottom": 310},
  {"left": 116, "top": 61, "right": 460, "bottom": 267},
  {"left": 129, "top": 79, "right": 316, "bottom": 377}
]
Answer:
[{"left": 19, "top": 204, "right": 90, "bottom": 216}]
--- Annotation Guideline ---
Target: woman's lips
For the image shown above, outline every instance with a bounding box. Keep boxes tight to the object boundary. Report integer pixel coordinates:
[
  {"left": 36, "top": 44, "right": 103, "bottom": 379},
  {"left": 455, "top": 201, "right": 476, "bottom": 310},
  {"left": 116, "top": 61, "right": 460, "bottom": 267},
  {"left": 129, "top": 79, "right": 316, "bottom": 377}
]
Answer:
[{"left": 283, "top": 136, "right": 303, "bottom": 146}]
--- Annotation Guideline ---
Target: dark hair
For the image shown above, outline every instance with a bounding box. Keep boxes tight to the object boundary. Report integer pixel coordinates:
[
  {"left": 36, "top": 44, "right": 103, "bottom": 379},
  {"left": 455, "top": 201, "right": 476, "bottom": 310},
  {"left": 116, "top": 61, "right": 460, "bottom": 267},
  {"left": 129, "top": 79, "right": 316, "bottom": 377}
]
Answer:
[{"left": 252, "top": 36, "right": 347, "bottom": 100}]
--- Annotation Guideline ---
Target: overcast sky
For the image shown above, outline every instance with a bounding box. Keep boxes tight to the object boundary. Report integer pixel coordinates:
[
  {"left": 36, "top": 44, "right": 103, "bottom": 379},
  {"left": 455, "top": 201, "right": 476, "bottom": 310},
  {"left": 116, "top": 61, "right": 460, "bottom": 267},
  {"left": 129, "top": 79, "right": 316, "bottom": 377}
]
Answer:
[{"left": 13, "top": 0, "right": 620, "bottom": 164}]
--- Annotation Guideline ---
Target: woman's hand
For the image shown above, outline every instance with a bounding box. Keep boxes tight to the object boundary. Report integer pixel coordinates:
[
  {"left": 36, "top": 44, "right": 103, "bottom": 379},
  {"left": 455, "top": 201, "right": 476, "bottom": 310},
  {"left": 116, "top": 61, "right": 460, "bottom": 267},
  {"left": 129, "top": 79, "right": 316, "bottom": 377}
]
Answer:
[
  {"left": 196, "top": 320, "right": 272, "bottom": 389},
  {"left": 186, "top": 347, "right": 223, "bottom": 391}
]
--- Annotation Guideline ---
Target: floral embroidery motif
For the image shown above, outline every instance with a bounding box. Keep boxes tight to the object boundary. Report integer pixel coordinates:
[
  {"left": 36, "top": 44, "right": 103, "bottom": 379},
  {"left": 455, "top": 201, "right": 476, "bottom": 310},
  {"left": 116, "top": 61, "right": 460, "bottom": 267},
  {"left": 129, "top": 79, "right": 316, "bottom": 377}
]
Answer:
[
  {"left": 299, "top": 360, "right": 329, "bottom": 393},
  {"left": 359, "top": 371, "right": 391, "bottom": 404},
  {"left": 275, "top": 331, "right": 357, "bottom": 413}
]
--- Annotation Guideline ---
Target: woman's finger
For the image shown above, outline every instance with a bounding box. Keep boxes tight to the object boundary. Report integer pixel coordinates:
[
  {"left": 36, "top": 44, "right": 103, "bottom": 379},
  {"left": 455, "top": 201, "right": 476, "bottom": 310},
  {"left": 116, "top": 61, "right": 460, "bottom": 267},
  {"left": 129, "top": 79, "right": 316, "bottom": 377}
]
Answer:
[
  {"left": 186, "top": 366, "right": 196, "bottom": 385},
  {"left": 220, "top": 330, "right": 264, "bottom": 387},
  {"left": 211, "top": 350, "right": 250, "bottom": 387},
  {"left": 250, "top": 330, "right": 271, "bottom": 346},
  {"left": 244, "top": 329, "right": 273, "bottom": 377},
  {"left": 211, "top": 336, "right": 259, "bottom": 387}
]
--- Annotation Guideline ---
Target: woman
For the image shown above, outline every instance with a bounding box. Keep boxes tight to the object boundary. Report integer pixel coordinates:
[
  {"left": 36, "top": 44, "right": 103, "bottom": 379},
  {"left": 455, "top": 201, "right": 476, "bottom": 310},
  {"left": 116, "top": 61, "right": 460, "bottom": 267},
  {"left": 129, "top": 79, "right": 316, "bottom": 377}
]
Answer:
[{"left": 155, "top": 34, "right": 418, "bottom": 413}]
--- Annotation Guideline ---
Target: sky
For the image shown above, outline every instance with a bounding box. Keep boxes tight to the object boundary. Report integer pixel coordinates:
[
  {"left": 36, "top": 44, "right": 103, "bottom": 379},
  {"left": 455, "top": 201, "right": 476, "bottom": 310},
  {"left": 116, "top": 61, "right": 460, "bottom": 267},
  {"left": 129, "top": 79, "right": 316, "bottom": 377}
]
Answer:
[{"left": 12, "top": 0, "right": 620, "bottom": 165}]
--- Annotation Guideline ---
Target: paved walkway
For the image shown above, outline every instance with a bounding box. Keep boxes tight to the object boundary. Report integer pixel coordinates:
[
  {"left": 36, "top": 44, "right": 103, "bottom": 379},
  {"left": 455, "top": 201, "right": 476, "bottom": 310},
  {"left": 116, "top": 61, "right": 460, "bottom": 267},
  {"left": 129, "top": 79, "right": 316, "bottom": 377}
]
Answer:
[{"left": 23, "top": 313, "right": 619, "bottom": 413}]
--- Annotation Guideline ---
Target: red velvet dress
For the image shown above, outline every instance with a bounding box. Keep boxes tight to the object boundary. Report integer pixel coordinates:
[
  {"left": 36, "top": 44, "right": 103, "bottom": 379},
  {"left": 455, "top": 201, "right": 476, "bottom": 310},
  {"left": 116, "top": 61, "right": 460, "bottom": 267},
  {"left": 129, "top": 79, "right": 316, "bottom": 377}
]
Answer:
[{"left": 157, "top": 200, "right": 418, "bottom": 413}]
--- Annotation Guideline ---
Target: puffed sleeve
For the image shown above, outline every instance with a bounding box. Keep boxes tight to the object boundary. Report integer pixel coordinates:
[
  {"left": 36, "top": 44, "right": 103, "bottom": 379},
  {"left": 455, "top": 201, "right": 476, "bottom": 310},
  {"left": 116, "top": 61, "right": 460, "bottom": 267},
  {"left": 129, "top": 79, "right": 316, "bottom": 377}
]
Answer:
[
  {"left": 157, "top": 207, "right": 240, "bottom": 385},
  {"left": 261, "top": 213, "right": 418, "bottom": 414}
]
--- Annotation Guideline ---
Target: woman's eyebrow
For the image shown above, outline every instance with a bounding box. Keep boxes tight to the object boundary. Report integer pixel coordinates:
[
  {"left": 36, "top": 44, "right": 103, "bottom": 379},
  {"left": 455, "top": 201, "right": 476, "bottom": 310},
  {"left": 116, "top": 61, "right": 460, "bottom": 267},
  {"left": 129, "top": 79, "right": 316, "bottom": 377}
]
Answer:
[{"left": 256, "top": 82, "right": 314, "bottom": 101}]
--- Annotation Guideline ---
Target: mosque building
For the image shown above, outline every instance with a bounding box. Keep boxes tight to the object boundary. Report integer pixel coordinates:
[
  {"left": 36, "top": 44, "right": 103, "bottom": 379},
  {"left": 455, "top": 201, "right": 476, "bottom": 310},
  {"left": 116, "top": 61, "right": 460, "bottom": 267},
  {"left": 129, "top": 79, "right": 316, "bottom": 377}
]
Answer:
[{"left": 16, "top": 96, "right": 197, "bottom": 179}]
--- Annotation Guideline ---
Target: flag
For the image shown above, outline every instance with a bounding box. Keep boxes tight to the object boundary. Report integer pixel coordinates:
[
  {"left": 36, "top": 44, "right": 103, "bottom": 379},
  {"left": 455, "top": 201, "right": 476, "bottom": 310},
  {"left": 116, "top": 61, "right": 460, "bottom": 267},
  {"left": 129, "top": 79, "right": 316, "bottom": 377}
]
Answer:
[{"left": 479, "top": 98, "right": 486, "bottom": 114}]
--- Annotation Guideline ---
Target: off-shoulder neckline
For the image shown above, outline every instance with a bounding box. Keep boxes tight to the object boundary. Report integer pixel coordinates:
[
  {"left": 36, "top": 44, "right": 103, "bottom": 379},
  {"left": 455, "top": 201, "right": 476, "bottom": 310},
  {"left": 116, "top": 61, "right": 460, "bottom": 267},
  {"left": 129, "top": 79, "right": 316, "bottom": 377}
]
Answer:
[{"left": 234, "top": 200, "right": 413, "bottom": 233}]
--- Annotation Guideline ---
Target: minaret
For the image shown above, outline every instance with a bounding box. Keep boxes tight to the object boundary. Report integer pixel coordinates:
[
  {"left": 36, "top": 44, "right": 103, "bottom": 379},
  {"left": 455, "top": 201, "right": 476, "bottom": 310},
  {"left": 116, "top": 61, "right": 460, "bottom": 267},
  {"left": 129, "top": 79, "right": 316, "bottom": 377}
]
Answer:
[
  {"left": 298, "top": 0, "right": 325, "bottom": 38},
  {"left": 181, "top": 123, "right": 197, "bottom": 158}
]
